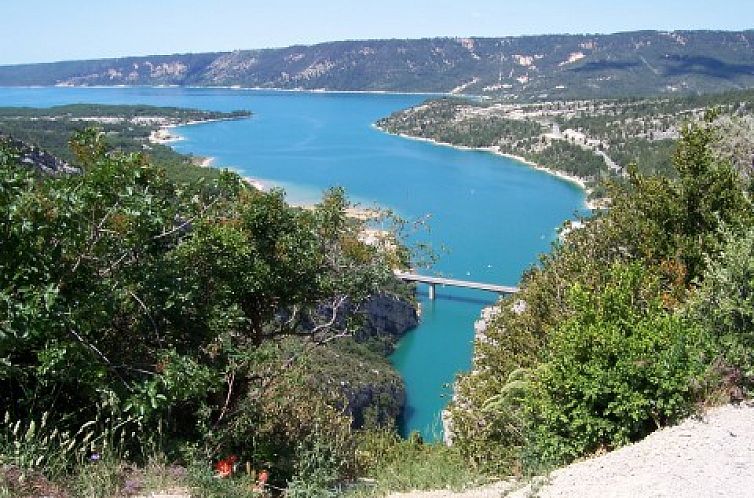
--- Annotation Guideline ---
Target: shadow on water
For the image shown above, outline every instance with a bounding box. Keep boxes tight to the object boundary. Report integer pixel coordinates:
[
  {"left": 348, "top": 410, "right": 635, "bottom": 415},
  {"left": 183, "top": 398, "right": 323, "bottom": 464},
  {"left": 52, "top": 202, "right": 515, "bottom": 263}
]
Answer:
[
  {"left": 414, "top": 290, "right": 500, "bottom": 307},
  {"left": 396, "top": 405, "right": 447, "bottom": 441}
]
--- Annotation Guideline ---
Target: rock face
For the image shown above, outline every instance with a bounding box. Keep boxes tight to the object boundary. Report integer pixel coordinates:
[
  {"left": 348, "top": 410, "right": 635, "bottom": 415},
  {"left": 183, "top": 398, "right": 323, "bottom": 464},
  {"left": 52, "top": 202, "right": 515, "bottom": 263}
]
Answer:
[
  {"left": 341, "top": 372, "right": 407, "bottom": 429},
  {"left": 2, "top": 136, "right": 78, "bottom": 175},
  {"left": 301, "top": 290, "right": 418, "bottom": 429},
  {"left": 442, "top": 304, "right": 501, "bottom": 446},
  {"left": 355, "top": 293, "right": 419, "bottom": 353},
  {"left": 342, "top": 292, "right": 418, "bottom": 428}
]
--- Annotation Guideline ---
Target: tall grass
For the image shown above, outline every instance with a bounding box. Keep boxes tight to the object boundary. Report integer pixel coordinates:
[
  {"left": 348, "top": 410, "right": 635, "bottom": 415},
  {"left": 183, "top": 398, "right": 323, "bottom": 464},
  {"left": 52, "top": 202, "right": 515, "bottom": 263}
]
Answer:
[{"left": 344, "top": 431, "right": 486, "bottom": 497}]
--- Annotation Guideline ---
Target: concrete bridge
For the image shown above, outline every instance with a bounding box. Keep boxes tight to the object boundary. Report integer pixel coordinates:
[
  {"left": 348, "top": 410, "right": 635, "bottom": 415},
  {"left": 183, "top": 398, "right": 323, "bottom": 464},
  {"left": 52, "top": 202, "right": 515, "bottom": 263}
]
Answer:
[{"left": 394, "top": 271, "right": 519, "bottom": 300}]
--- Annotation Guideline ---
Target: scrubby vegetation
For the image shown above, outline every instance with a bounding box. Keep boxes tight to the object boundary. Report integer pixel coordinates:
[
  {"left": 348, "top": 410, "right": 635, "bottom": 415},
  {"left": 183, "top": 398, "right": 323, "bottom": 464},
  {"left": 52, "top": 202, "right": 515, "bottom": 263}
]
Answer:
[
  {"left": 377, "top": 89, "right": 754, "bottom": 199},
  {"left": 449, "top": 112, "right": 754, "bottom": 475},
  {"left": 0, "top": 104, "right": 251, "bottom": 183},
  {"left": 0, "top": 129, "right": 461, "bottom": 496}
]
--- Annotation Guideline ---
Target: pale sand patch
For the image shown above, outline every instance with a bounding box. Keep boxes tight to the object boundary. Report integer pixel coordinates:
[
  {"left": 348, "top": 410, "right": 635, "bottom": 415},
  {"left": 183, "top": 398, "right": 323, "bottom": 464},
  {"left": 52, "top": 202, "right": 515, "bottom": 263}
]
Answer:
[
  {"left": 394, "top": 404, "right": 754, "bottom": 498},
  {"left": 243, "top": 176, "right": 267, "bottom": 191},
  {"left": 192, "top": 156, "right": 214, "bottom": 168}
]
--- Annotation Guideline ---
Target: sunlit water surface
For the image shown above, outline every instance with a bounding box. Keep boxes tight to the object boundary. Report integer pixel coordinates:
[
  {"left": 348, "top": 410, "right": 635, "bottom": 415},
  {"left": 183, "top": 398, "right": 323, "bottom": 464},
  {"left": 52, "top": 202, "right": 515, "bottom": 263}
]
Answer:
[{"left": 0, "top": 87, "right": 585, "bottom": 440}]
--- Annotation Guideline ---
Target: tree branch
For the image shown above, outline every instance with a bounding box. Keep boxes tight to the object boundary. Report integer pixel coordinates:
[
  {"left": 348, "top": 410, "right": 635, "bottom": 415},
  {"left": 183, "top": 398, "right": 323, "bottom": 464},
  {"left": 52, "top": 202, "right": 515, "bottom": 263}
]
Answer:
[{"left": 68, "top": 328, "right": 132, "bottom": 391}]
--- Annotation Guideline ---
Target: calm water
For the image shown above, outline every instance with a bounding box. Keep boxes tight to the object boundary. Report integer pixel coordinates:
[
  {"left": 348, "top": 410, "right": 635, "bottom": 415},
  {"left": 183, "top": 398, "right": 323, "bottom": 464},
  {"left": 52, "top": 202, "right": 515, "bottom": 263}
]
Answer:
[{"left": 0, "top": 87, "right": 585, "bottom": 440}]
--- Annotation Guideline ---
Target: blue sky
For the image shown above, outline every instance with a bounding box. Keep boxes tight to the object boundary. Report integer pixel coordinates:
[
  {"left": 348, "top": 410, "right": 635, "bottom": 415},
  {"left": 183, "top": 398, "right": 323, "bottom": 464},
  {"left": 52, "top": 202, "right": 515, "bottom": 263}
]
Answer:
[{"left": 2, "top": 0, "right": 752, "bottom": 64}]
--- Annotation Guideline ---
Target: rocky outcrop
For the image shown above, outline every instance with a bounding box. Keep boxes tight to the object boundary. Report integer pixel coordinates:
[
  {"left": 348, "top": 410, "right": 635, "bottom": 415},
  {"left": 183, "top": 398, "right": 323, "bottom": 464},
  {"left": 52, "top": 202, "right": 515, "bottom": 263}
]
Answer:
[
  {"left": 442, "top": 304, "right": 500, "bottom": 446},
  {"left": 300, "top": 289, "right": 418, "bottom": 429},
  {"left": 342, "top": 292, "right": 417, "bottom": 427},
  {"left": 2, "top": 136, "right": 78, "bottom": 175},
  {"left": 340, "top": 372, "right": 406, "bottom": 429},
  {"left": 355, "top": 292, "right": 419, "bottom": 353}
]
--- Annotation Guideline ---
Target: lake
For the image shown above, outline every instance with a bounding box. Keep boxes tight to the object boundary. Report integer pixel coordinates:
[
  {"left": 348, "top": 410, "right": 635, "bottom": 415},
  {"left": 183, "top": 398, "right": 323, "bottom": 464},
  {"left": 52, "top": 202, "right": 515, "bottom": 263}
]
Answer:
[{"left": 0, "top": 87, "right": 585, "bottom": 440}]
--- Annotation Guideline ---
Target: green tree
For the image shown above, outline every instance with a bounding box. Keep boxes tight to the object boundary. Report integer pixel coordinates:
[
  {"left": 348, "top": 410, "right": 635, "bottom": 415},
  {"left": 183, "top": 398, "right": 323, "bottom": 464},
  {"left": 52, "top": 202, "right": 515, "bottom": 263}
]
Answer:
[
  {"left": 687, "top": 228, "right": 754, "bottom": 384},
  {"left": 524, "top": 264, "right": 707, "bottom": 468},
  {"left": 0, "top": 130, "right": 400, "bottom": 484}
]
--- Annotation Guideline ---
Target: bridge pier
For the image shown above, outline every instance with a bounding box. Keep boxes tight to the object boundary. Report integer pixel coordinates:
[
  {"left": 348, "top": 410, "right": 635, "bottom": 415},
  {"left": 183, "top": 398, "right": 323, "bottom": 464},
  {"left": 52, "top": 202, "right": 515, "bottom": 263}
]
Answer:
[{"left": 428, "top": 283, "right": 436, "bottom": 300}]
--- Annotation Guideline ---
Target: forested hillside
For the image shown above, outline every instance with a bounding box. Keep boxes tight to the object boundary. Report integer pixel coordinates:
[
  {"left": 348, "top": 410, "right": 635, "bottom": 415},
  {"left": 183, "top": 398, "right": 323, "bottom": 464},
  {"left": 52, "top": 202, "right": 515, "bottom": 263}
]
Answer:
[
  {"left": 447, "top": 113, "right": 754, "bottom": 476},
  {"left": 377, "top": 88, "right": 754, "bottom": 199},
  {"left": 0, "top": 104, "right": 250, "bottom": 182},
  {"left": 1, "top": 30, "right": 754, "bottom": 99}
]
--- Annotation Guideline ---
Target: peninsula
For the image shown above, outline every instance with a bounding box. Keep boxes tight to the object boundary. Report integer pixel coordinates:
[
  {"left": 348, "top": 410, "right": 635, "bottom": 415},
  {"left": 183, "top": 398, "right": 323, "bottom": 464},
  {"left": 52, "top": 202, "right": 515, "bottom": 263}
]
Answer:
[
  {"left": 376, "top": 87, "right": 754, "bottom": 204},
  {"left": 0, "top": 104, "right": 250, "bottom": 181}
]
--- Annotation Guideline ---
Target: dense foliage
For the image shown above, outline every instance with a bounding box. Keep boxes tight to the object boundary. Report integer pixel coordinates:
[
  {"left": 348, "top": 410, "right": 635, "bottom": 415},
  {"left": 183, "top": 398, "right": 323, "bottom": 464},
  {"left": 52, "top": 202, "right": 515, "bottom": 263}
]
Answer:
[
  {"left": 376, "top": 99, "right": 544, "bottom": 148},
  {"left": 450, "top": 114, "right": 754, "bottom": 473},
  {"left": 526, "top": 140, "right": 608, "bottom": 179},
  {"left": 0, "top": 130, "right": 412, "bottom": 492},
  {"left": 687, "top": 228, "right": 754, "bottom": 384},
  {"left": 524, "top": 264, "right": 707, "bottom": 468}
]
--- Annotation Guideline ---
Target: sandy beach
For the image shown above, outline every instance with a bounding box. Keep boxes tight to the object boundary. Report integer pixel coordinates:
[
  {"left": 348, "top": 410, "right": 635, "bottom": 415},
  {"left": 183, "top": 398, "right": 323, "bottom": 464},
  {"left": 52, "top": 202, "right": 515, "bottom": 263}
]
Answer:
[
  {"left": 243, "top": 177, "right": 268, "bottom": 191},
  {"left": 149, "top": 116, "right": 251, "bottom": 146}
]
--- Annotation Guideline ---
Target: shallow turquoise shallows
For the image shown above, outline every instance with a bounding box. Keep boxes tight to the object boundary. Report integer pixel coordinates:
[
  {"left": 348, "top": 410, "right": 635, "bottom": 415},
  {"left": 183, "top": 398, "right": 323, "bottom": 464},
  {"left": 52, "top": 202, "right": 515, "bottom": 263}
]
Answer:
[{"left": 0, "top": 87, "right": 585, "bottom": 441}]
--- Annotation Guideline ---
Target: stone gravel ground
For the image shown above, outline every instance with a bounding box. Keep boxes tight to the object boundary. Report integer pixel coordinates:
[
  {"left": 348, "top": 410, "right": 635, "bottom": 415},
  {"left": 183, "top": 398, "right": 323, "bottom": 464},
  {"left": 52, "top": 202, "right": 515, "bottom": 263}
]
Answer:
[
  {"left": 388, "top": 480, "right": 517, "bottom": 498},
  {"left": 391, "top": 403, "right": 754, "bottom": 498}
]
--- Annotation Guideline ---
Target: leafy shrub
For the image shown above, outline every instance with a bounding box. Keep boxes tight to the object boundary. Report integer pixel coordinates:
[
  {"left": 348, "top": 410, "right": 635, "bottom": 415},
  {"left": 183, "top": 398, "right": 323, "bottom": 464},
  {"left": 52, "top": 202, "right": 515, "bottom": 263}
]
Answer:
[
  {"left": 207, "top": 344, "right": 355, "bottom": 488},
  {"left": 688, "top": 228, "right": 754, "bottom": 384},
  {"left": 449, "top": 114, "right": 753, "bottom": 474},
  {"left": 524, "top": 264, "right": 708, "bottom": 468}
]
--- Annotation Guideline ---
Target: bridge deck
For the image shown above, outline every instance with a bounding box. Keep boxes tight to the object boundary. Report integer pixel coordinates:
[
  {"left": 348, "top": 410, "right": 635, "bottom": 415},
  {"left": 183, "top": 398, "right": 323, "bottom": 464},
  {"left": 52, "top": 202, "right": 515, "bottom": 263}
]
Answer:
[{"left": 394, "top": 271, "right": 519, "bottom": 295}]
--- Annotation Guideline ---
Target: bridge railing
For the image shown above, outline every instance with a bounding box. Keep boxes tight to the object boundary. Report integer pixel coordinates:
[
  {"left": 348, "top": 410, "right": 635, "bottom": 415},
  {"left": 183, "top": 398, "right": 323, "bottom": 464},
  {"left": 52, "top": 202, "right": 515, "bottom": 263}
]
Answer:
[{"left": 394, "top": 270, "right": 519, "bottom": 300}]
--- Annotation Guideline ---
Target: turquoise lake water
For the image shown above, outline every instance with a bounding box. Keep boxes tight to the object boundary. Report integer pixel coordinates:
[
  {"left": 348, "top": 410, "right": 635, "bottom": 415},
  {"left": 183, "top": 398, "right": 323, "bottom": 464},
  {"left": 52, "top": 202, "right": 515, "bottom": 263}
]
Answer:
[{"left": 0, "top": 87, "right": 585, "bottom": 440}]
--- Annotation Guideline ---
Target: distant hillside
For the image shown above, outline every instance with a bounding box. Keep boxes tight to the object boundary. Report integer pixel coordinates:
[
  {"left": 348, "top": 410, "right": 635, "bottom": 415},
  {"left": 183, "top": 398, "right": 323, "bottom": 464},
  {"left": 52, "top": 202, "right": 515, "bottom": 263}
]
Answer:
[
  {"left": 1, "top": 30, "right": 753, "bottom": 99},
  {"left": 377, "top": 88, "right": 754, "bottom": 202},
  {"left": 0, "top": 104, "right": 251, "bottom": 182}
]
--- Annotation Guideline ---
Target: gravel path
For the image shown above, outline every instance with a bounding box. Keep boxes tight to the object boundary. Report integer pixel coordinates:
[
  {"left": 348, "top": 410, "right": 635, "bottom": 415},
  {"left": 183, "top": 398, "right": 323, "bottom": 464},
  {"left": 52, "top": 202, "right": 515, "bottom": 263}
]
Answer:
[
  {"left": 387, "top": 480, "right": 516, "bottom": 498},
  {"left": 391, "top": 403, "right": 754, "bottom": 498}
]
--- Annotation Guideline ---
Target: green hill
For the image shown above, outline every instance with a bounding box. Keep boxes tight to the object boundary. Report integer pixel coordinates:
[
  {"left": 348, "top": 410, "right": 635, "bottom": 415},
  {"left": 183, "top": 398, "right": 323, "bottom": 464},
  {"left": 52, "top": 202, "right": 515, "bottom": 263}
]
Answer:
[{"left": 1, "top": 30, "right": 754, "bottom": 99}]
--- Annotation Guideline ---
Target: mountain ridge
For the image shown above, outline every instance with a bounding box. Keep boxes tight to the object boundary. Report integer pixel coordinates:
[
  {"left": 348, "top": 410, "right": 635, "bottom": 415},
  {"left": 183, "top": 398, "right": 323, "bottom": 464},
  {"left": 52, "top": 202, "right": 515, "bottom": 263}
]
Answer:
[{"left": 2, "top": 30, "right": 754, "bottom": 99}]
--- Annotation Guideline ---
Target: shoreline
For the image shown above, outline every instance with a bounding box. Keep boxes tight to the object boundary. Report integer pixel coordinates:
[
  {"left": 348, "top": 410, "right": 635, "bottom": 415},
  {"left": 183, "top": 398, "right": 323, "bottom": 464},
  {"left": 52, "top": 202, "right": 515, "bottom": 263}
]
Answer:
[
  {"left": 33, "top": 83, "right": 446, "bottom": 97},
  {"left": 150, "top": 116, "right": 250, "bottom": 145},
  {"left": 154, "top": 116, "right": 273, "bottom": 194},
  {"left": 374, "top": 125, "right": 598, "bottom": 210}
]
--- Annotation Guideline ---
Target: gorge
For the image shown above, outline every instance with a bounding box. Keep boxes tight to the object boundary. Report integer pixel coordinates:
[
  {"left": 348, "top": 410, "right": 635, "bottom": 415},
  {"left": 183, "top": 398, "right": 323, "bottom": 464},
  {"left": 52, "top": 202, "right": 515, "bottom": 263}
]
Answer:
[{"left": 0, "top": 86, "right": 585, "bottom": 441}]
